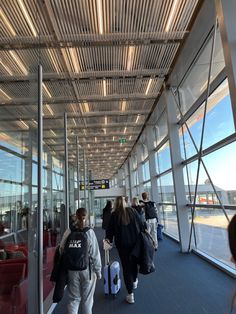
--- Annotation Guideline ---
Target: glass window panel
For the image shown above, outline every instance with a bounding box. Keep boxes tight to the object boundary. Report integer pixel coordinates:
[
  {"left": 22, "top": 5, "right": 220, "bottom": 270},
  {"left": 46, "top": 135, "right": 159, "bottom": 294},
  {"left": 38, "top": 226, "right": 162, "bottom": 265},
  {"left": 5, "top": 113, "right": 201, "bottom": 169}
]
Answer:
[
  {"left": 143, "top": 181, "right": 152, "bottom": 199},
  {"left": 155, "top": 111, "right": 168, "bottom": 146},
  {"left": 52, "top": 156, "right": 64, "bottom": 174},
  {"left": 202, "top": 142, "right": 236, "bottom": 206},
  {"left": 183, "top": 161, "right": 223, "bottom": 205},
  {"left": 157, "top": 172, "right": 175, "bottom": 203},
  {"left": 32, "top": 163, "right": 37, "bottom": 186},
  {"left": 132, "top": 155, "right": 138, "bottom": 170},
  {"left": 52, "top": 172, "right": 64, "bottom": 190},
  {"left": 142, "top": 160, "right": 150, "bottom": 181},
  {"left": 155, "top": 141, "right": 171, "bottom": 174},
  {"left": 178, "top": 29, "right": 225, "bottom": 117},
  {"left": 43, "top": 168, "right": 47, "bottom": 188},
  {"left": 133, "top": 170, "right": 139, "bottom": 186},
  {"left": 160, "top": 204, "right": 179, "bottom": 240},
  {"left": 0, "top": 150, "right": 25, "bottom": 183},
  {"left": 0, "top": 131, "right": 28, "bottom": 155},
  {"left": 180, "top": 79, "right": 234, "bottom": 160},
  {"left": 142, "top": 144, "right": 148, "bottom": 161},
  {"left": 192, "top": 208, "right": 236, "bottom": 271}
]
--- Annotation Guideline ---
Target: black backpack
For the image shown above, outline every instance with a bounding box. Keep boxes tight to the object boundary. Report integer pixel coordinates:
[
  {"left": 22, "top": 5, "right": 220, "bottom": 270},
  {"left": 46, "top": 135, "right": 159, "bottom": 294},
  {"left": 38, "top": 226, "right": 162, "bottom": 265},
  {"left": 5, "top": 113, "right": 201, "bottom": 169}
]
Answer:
[
  {"left": 141, "top": 201, "right": 158, "bottom": 220},
  {"left": 63, "top": 227, "right": 90, "bottom": 271}
]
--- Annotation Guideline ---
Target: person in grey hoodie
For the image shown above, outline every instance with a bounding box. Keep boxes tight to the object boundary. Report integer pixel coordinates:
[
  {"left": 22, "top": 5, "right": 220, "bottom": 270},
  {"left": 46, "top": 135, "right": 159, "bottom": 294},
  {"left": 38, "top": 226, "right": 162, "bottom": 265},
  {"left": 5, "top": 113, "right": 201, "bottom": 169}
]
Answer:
[{"left": 60, "top": 207, "right": 101, "bottom": 314}]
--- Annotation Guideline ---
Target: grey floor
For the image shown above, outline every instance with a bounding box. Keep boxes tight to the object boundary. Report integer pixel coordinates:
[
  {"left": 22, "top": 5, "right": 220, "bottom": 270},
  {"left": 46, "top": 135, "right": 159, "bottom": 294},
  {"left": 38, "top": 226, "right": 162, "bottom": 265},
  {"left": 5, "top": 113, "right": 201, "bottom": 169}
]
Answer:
[{"left": 52, "top": 228, "right": 236, "bottom": 314}]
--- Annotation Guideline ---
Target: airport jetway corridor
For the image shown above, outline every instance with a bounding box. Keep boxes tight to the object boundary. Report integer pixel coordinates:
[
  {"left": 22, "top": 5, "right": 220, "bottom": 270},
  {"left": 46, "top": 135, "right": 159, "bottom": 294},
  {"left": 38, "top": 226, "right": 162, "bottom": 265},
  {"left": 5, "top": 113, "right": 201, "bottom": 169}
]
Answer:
[{"left": 51, "top": 228, "right": 235, "bottom": 314}]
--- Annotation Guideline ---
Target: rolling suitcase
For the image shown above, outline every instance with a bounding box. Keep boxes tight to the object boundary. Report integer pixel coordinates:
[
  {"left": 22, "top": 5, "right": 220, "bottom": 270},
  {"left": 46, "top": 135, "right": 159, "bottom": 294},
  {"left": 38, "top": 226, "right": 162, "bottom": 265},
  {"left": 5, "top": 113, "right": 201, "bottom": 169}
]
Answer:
[
  {"left": 157, "top": 224, "right": 164, "bottom": 241},
  {"left": 103, "top": 249, "right": 121, "bottom": 295}
]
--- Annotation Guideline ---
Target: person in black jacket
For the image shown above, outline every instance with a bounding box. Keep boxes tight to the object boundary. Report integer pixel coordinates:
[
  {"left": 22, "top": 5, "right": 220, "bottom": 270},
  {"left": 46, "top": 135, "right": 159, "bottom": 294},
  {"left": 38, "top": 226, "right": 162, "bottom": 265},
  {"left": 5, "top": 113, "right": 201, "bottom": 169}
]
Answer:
[
  {"left": 140, "top": 192, "right": 158, "bottom": 250},
  {"left": 102, "top": 200, "right": 113, "bottom": 231},
  {"left": 104, "top": 196, "right": 142, "bottom": 304}
]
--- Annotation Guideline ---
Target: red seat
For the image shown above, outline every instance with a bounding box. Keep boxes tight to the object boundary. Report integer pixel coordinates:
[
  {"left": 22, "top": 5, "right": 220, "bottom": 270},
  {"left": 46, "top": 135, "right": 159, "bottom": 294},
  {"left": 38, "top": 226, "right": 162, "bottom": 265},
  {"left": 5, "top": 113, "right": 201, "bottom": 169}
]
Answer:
[
  {"left": 0, "top": 279, "right": 28, "bottom": 314},
  {"left": 0, "top": 258, "right": 28, "bottom": 278},
  {"left": 0, "top": 263, "right": 26, "bottom": 313},
  {"left": 12, "top": 279, "right": 28, "bottom": 314},
  {"left": 0, "top": 263, "right": 26, "bottom": 294},
  {"left": 45, "top": 247, "right": 56, "bottom": 275}
]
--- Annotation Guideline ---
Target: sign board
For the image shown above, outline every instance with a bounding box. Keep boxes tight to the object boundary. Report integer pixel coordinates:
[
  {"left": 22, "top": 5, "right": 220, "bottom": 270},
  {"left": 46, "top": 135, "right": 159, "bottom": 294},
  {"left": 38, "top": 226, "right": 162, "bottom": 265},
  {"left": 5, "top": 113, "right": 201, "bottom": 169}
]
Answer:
[
  {"left": 119, "top": 138, "right": 126, "bottom": 144},
  {"left": 80, "top": 179, "right": 110, "bottom": 190}
]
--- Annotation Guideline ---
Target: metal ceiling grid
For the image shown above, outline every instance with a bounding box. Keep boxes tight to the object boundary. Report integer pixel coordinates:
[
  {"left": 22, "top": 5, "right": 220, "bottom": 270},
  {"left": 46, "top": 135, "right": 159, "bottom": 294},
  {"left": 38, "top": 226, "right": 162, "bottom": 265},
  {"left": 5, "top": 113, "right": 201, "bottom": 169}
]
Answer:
[{"left": 0, "top": 0, "right": 201, "bottom": 179}]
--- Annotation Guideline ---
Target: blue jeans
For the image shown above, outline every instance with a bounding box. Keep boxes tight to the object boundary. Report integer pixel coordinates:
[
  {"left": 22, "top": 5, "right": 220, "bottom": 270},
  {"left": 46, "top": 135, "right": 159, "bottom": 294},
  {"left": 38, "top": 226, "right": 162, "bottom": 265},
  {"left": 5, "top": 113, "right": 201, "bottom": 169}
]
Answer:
[{"left": 67, "top": 269, "right": 97, "bottom": 314}]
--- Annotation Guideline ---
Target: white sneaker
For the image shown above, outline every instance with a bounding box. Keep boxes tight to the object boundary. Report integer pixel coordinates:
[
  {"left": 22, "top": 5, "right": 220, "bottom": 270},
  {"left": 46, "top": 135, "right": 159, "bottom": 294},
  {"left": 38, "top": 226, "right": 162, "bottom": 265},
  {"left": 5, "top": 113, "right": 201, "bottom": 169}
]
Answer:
[
  {"left": 133, "top": 279, "right": 138, "bottom": 289},
  {"left": 126, "top": 293, "right": 135, "bottom": 304}
]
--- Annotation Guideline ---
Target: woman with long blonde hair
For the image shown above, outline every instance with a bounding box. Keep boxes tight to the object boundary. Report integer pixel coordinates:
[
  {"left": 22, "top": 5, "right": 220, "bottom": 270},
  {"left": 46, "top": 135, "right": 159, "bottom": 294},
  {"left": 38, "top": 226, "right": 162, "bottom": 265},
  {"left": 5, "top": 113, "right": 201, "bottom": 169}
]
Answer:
[{"left": 104, "top": 196, "right": 143, "bottom": 304}]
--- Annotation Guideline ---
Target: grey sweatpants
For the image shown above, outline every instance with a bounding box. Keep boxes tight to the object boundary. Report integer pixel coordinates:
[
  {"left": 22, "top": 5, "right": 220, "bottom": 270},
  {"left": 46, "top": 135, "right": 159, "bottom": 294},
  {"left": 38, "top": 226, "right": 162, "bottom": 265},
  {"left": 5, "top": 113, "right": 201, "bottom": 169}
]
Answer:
[
  {"left": 147, "top": 218, "right": 158, "bottom": 249},
  {"left": 67, "top": 269, "right": 97, "bottom": 314}
]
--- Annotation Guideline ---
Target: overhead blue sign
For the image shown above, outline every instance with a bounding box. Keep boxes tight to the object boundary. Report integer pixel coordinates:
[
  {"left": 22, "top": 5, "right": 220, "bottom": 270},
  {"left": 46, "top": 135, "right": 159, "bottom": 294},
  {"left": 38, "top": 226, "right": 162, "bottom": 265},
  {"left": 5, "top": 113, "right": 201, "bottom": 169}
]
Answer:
[{"left": 80, "top": 179, "right": 110, "bottom": 190}]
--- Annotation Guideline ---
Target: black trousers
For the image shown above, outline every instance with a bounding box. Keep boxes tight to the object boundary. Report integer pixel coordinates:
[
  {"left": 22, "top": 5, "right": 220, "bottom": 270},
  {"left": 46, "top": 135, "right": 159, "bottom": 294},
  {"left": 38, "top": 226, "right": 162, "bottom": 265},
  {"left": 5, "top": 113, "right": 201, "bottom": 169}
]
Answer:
[{"left": 118, "top": 248, "right": 138, "bottom": 294}]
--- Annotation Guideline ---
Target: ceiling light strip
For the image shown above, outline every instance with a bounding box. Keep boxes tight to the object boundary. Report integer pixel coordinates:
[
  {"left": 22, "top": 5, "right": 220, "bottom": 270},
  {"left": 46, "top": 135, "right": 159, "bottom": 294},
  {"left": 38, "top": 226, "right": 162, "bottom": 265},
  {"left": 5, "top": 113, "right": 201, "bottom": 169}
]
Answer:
[
  {"left": 69, "top": 48, "right": 80, "bottom": 73},
  {"left": 103, "top": 79, "right": 106, "bottom": 96},
  {"left": 83, "top": 102, "right": 90, "bottom": 113},
  {"left": 45, "top": 104, "right": 54, "bottom": 115},
  {"left": 0, "top": 60, "right": 13, "bottom": 75},
  {"left": 18, "top": 0, "right": 37, "bottom": 37},
  {"left": 0, "top": 8, "right": 16, "bottom": 36},
  {"left": 47, "top": 49, "right": 60, "bottom": 74},
  {"left": 165, "top": 0, "right": 178, "bottom": 32},
  {"left": 72, "top": 118, "right": 77, "bottom": 126},
  {"left": 121, "top": 100, "right": 126, "bottom": 111},
  {"left": 9, "top": 51, "right": 28, "bottom": 75},
  {"left": 19, "top": 119, "right": 29, "bottom": 129},
  {"left": 97, "top": 0, "right": 104, "bottom": 34},
  {"left": 145, "top": 78, "right": 152, "bottom": 95},
  {"left": 50, "top": 129, "right": 56, "bottom": 136},
  {"left": 43, "top": 83, "right": 52, "bottom": 98},
  {"left": 0, "top": 88, "right": 11, "bottom": 100},
  {"left": 127, "top": 46, "right": 135, "bottom": 71}
]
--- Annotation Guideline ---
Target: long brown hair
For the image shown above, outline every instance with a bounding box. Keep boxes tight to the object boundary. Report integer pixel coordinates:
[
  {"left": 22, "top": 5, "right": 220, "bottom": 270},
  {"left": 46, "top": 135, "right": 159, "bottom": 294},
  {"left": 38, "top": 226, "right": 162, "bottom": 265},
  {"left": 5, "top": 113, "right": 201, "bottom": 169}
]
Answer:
[{"left": 113, "top": 196, "right": 134, "bottom": 225}]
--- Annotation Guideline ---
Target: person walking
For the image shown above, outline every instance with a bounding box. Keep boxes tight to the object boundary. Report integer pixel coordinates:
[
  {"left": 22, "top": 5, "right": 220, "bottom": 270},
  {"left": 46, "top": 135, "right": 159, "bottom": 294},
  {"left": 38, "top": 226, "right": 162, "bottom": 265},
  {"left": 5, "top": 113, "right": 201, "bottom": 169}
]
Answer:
[
  {"left": 104, "top": 196, "right": 143, "bottom": 304},
  {"left": 102, "top": 200, "right": 113, "bottom": 231},
  {"left": 60, "top": 207, "right": 102, "bottom": 314},
  {"left": 131, "top": 197, "right": 146, "bottom": 224},
  {"left": 140, "top": 192, "right": 158, "bottom": 250}
]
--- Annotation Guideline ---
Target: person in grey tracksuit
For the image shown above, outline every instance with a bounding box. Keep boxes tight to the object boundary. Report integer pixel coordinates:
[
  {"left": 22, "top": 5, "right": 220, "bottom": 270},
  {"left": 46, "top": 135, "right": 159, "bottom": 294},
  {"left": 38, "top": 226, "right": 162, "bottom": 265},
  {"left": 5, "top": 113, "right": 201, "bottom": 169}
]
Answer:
[{"left": 60, "top": 207, "right": 102, "bottom": 314}]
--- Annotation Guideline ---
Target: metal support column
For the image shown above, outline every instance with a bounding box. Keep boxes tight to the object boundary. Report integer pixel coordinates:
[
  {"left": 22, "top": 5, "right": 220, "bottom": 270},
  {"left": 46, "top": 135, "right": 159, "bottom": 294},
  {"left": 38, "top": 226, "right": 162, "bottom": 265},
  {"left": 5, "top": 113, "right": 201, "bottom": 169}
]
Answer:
[
  {"left": 127, "top": 156, "right": 132, "bottom": 201},
  {"left": 64, "top": 112, "right": 69, "bottom": 230},
  {"left": 165, "top": 86, "right": 189, "bottom": 252},
  {"left": 146, "top": 125, "right": 159, "bottom": 203},
  {"left": 136, "top": 144, "right": 144, "bottom": 194},
  {"left": 37, "top": 64, "right": 43, "bottom": 314},
  {"left": 83, "top": 150, "right": 87, "bottom": 208},
  {"left": 76, "top": 136, "right": 80, "bottom": 208},
  {"left": 215, "top": 0, "right": 236, "bottom": 127}
]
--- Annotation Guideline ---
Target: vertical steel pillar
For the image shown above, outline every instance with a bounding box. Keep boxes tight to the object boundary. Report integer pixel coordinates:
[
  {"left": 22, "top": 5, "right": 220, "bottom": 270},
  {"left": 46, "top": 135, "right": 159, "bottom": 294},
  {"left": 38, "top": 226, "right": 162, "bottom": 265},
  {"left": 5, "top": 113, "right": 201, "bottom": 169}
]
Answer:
[
  {"left": 76, "top": 136, "right": 80, "bottom": 208},
  {"left": 127, "top": 156, "right": 132, "bottom": 201},
  {"left": 215, "top": 0, "right": 236, "bottom": 128},
  {"left": 83, "top": 150, "right": 86, "bottom": 207},
  {"left": 165, "top": 87, "right": 189, "bottom": 252},
  {"left": 37, "top": 64, "right": 43, "bottom": 313},
  {"left": 64, "top": 112, "right": 69, "bottom": 229}
]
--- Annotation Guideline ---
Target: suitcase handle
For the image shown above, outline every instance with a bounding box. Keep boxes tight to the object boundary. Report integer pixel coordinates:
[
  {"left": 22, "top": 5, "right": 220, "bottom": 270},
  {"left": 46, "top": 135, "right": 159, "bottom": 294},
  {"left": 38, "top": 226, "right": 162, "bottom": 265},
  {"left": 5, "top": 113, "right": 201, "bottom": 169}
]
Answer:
[{"left": 105, "top": 248, "right": 110, "bottom": 265}]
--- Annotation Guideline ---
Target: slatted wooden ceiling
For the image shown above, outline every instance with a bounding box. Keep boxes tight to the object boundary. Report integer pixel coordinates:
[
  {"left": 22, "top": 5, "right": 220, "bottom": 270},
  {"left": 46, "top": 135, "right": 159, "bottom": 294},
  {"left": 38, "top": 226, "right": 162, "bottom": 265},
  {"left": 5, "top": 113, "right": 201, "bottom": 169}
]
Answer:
[{"left": 0, "top": 0, "right": 200, "bottom": 179}]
